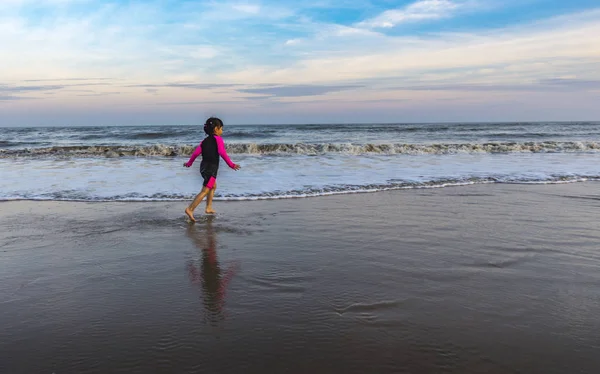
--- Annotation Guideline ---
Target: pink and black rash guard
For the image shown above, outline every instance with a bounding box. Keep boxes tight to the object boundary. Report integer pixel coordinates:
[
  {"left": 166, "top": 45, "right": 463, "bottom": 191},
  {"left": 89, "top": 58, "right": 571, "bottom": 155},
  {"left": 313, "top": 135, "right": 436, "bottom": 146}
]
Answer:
[{"left": 186, "top": 135, "right": 236, "bottom": 176}]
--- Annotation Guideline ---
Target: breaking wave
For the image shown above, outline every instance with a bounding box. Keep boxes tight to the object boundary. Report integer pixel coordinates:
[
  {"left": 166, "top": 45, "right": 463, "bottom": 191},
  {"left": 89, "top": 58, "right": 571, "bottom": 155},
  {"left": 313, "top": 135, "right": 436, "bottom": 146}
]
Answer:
[{"left": 1, "top": 141, "right": 600, "bottom": 158}]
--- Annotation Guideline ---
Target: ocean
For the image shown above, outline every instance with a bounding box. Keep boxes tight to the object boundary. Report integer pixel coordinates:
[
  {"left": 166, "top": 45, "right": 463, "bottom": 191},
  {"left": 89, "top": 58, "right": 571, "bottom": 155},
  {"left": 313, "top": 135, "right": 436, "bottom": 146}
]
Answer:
[{"left": 1, "top": 122, "right": 599, "bottom": 201}]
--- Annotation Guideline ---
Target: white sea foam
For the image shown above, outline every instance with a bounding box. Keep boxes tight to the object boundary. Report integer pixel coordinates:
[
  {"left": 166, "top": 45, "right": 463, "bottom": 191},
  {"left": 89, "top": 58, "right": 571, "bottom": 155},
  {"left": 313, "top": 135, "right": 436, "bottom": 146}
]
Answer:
[{"left": 1, "top": 152, "right": 599, "bottom": 201}]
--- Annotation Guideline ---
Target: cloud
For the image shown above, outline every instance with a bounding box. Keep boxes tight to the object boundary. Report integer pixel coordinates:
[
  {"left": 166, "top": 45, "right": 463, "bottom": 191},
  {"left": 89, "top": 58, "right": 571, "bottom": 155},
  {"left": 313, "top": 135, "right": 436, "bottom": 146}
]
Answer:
[
  {"left": 358, "top": 0, "right": 465, "bottom": 28},
  {"left": 76, "top": 92, "right": 121, "bottom": 97},
  {"left": 0, "top": 95, "right": 35, "bottom": 101},
  {"left": 23, "top": 78, "right": 114, "bottom": 82},
  {"left": 3, "top": 0, "right": 88, "bottom": 5},
  {"left": 0, "top": 81, "right": 118, "bottom": 104},
  {"left": 388, "top": 79, "right": 600, "bottom": 93},
  {"left": 0, "top": 82, "right": 112, "bottom": 99},
  {"left": 241, "top": 95, "right": 272, "bottom": 100},
  {"left": 237, "top": 84, "right": 363, "bottom": 97},
  {"left": 231, "top": 4, "right": 261, "bottom": 14},
  {"left": 188, "top": 46, "right": 221, "bottom": 59},
  {"left": 153, "top": 99, "right": 247, "bottom": 106},
  {"left": 185, "top": 1, "right": 294, "bottom": 24},
  {"left": 128, "top": 83, "right": 243, "bottom": 89},
  {"left": 0, "top": 84, "right": 65, "bottom": 93},
  {"left": 325, "top": 25, "right": 382, "bottom": 37},
  {"left": 539, "top": 78, "right": 600, "bottom": 89}
]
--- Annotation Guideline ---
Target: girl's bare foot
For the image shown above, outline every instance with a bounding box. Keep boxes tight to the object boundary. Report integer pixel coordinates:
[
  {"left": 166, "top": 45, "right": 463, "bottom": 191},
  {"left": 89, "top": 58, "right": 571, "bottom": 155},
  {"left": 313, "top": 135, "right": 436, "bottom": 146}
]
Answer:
[
  {"left": 205, "top": 208, "right": 216, "bottom": 214},
  {"left": 185, "top": 207, "right": 196, "bottom": 222}
]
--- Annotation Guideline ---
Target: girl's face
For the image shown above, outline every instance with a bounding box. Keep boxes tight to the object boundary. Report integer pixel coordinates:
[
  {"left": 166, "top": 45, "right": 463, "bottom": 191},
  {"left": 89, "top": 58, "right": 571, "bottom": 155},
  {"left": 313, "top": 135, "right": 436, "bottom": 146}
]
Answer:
[{"left": 214, "top": 126, "right": 223, "bottom": 136}]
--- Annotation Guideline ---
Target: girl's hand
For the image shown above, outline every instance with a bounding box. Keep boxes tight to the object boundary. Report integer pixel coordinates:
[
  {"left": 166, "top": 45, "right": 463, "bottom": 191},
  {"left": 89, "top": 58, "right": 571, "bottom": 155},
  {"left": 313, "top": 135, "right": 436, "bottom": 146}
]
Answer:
[
  {"left": 233, "top": 164, "right": 241, "bottom": 171},
  {"left": 183, "top": 162, "right": 190, "bottom": 168}
]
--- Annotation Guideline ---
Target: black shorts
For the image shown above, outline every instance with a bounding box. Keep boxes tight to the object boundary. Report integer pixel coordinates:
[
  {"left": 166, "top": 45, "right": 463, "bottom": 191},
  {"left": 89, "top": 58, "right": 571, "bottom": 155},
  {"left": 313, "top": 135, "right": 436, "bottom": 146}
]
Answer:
[{"left": 200, "top": 162, "right": 218, "bottom": 189}]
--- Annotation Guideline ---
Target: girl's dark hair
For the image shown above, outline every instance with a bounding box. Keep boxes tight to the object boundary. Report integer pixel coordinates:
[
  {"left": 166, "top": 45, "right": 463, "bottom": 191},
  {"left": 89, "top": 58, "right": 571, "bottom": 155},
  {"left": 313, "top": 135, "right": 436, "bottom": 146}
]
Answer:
[{"left": 204, "top": 117, "right": 224, "bottom": 135}]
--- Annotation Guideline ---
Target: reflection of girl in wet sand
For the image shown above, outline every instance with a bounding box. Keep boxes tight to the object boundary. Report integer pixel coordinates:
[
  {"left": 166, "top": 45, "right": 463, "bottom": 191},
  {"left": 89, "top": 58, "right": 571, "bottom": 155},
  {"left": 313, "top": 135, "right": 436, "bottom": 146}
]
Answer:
[{"left": 186, "top": 220, "right": 239, "bottom": 323}]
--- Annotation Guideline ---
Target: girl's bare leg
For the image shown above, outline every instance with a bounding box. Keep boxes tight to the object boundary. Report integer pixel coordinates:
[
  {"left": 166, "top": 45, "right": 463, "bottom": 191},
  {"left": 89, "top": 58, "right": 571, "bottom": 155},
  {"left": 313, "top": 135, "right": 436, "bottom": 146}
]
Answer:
[
  {"left": 206, "top": 182, "right": 217, "bottom": 214},
  {"left": 185, "top": 187, "right": 210, "bottom": 222}
]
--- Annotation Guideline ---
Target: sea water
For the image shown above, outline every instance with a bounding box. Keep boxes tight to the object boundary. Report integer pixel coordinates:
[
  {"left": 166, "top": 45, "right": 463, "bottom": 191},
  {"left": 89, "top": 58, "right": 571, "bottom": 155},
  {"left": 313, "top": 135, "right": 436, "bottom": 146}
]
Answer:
[{"left": 1, "top": 122, "right": 599, "bottom": 201}]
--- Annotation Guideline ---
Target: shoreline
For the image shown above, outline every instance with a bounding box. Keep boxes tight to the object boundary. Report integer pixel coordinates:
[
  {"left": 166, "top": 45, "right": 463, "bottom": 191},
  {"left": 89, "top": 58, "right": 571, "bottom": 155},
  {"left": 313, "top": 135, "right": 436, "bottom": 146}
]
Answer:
[{"left": 1, "top": 179, "right": 598, "bottom": 205}]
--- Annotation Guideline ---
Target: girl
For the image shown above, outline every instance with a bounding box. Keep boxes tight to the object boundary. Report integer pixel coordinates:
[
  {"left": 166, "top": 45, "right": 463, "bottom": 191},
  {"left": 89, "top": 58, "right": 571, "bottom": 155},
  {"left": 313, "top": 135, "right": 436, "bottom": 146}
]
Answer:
[{"left": 183, "top": 117, "right": 240, "bottom": 222}]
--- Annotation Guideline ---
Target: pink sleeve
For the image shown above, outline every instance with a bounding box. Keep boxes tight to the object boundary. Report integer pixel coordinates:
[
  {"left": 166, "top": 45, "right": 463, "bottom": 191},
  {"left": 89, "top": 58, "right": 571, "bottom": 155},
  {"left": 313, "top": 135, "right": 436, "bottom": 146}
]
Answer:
[
  {"left": 186, "top": 142, "right": 202, "bottom": 166},
  {"left": 215, "top": 136, "right": 236, "bottom": 169}
]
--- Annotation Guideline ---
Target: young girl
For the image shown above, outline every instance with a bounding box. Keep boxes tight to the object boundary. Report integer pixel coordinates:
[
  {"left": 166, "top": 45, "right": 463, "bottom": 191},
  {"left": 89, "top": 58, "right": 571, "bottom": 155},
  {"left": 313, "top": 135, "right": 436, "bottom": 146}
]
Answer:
[{"left": 183, "top": 117, "right": 240, "bottom": 222}]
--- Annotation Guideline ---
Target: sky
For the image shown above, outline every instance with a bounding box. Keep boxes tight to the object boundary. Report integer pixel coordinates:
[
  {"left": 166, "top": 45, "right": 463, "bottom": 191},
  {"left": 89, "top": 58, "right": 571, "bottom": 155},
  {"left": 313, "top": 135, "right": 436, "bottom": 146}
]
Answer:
[{"left": 1, "top": 0, "right": 599, "bottom": 126}]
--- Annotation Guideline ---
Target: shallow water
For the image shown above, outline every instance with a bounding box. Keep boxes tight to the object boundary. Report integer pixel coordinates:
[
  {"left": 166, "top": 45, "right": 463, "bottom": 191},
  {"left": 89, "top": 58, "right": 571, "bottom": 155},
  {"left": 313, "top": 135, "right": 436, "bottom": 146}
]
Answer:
[
  {"left": 1, "top": 183, "right": 600, "bottom": 373},
  {"left": 1, "top": 152, "right": 600, "bottom": 201}
]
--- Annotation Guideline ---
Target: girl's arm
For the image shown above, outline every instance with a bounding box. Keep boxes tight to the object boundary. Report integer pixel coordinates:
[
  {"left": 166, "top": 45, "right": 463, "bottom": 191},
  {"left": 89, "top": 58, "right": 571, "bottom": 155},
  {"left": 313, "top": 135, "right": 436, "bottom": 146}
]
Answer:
[
  {"left": 184, "top": 142, "right": 202, "bottom": 167},
  {"left": 215, "top": 136, "right": 239, "bottom": 169}
]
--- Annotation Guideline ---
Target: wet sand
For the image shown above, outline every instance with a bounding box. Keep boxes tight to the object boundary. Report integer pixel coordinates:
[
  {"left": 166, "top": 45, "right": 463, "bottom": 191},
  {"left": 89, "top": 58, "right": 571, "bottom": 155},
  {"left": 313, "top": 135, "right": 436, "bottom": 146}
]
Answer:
[{"left": 1, "top": 183, "right": 600, "bottom": 374}]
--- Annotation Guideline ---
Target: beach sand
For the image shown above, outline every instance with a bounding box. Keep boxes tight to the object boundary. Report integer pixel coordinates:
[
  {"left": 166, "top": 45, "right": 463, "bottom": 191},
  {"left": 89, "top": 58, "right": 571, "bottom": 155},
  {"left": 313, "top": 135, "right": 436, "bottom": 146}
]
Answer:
[{"left": 1, "top": 183, "right": 600, "bottom": 374}]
